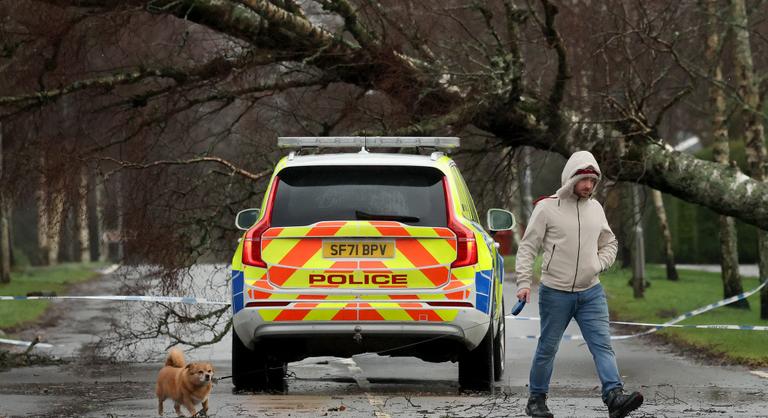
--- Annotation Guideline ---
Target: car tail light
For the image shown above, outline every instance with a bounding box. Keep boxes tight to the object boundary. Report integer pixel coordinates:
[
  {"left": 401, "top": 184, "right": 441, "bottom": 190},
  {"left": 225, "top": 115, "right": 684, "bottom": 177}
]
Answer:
[
  {"left": 443, "top": 178, "right": 478, "bottom": 268},
  {"left": 242, "top": 177, "right": 279, "bottom": 268}
]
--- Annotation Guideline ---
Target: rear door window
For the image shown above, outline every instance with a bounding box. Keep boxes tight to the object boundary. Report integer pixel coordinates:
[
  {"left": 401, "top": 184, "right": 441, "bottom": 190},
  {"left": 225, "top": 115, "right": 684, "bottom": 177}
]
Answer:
[
  {"left": 271, "top": 166, "right": 447, "bottom": 227},
  {"left": 451, "top": 166, "right": 480, "bottom": 223}
]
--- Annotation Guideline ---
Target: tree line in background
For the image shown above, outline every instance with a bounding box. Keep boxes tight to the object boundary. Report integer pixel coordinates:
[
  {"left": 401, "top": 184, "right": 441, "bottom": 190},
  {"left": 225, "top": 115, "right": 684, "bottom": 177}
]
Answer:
[{"left": 0, "top": 0, "right": 767, "bottom": 348}]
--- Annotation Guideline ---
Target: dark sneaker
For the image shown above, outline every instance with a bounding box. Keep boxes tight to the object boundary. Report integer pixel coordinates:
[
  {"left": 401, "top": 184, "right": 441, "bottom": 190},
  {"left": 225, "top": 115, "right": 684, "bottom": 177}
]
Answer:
[
  {"left": 605, "top": 388, "right": 644, "bottom": 418},
  {"left": 526, "top": 394, "right": 554, "bottom": 417}
]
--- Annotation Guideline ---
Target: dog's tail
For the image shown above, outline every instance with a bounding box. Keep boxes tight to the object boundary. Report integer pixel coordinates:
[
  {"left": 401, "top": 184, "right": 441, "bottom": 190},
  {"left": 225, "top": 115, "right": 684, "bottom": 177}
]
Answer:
[{"left": 165, "top": 348, "right": 185, "bottom": 368}]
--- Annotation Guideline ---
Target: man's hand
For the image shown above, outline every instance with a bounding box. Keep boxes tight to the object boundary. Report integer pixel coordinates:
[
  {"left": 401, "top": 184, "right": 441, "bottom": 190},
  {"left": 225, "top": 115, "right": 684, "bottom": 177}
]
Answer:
[{"left": 516, "top": 287, "right": 531, "bottom": 303}]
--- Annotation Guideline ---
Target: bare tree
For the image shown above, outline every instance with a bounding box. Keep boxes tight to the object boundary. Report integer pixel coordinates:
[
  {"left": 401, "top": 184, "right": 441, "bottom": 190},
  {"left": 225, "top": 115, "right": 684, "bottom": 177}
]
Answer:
[
  {"left": 730, "top": 0, "right": 768, "bottom": 317},
  {"left": 0, "top": 122, "right": 10, "bottom": 283},
  {"left": 706, "top": 0, "right": 746, "bottom": 307},
  {"left": 651, "top": 189, "right": 678, "bottom": 281},
  {"left": 2, "top": 0, "right": 768, "bottom": 344}
]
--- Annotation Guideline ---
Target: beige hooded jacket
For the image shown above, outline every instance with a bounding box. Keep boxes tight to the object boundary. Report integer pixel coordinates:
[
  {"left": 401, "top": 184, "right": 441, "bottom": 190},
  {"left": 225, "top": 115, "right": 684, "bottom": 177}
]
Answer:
[{"left": 515, "top": 151, "right": 618, "bottom": 293}]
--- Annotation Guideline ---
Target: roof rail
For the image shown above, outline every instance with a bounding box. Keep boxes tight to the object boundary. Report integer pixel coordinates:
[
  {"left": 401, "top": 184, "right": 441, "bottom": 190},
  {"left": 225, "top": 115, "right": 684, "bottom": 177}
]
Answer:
[{"left": 277, "top": 136, "right": 460, "bottom": 150}]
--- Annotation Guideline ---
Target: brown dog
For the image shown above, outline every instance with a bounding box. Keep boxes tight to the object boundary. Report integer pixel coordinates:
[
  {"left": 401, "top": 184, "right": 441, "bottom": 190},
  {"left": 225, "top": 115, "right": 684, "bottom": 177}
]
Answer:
[{"left": 156, "top": 348, "right": 214, "bottom": 416}]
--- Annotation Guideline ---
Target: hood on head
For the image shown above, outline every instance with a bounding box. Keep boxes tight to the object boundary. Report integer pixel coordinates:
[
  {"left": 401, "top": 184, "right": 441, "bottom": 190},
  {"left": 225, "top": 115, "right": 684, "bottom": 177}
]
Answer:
[{"left": 556, "top": 151, "right": 601, "bottom": 200}]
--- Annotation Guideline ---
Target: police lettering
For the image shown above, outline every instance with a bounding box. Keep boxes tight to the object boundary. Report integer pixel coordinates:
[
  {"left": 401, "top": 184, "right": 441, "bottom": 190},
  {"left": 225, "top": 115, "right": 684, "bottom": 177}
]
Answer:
[{"left": 308, "top": 273, "right": 407, "bottom": 285}]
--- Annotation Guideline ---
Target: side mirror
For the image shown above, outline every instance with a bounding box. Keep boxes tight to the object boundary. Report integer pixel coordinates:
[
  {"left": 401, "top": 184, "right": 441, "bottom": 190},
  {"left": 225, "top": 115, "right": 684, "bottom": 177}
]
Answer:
[
  {"left": 487, "top": 208, "right": 515, "bottom": 232},
  {"left": 235, "top": 208, "right": 261, "bottom": 231}
]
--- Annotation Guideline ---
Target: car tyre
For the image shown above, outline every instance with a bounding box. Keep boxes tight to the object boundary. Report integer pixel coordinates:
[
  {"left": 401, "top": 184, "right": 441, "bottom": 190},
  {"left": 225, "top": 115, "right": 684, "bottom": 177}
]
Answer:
[
  {"left": 493, "top": 299, "right": 505, "bottom": 381},
  {"left": 232, "top": 331, "right": 287, "bottom": 392},
  {"left": 458, "top": 317, "right": 495, "bottom": 392}
]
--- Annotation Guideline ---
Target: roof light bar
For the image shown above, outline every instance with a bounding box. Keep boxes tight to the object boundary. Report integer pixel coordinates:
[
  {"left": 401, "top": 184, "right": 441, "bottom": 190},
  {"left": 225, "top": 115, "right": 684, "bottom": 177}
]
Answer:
[{"left": 277, "top": 136, "right": 460, "bottom": 149}]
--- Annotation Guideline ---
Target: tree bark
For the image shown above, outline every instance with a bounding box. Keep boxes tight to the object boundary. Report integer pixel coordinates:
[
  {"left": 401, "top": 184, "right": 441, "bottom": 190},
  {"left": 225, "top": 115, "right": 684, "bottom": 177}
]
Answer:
[
  {"left": 518, "top": 146, "right": 533, "bottom": 226},
  {"left": 37, "top": 155, "right": 64, "bottom": 266},
  {"left": 0, "top": 123, "right": 9, "bottom": 283},
  {"left": 37, "top": 185, "right": 50, "bottom": 265},
  {"left": 47, "top": 190, "right": 64, "bottom": 265},
  {"left": 730, "top": 0, "right": 765, "bottom": 314},
  {"left": 704, "top": 0, "right": 747, "bottom": 307},
  {"left": 75, "top": 169, "right": 90, "bottom": 263},
  {"left": 504, "top": 147, "right": 522, "bottom": 251},
  {"left": 651, "top": 190, "right": 678, "bottom": 281},
  {"left": 0, "top": 203, "right": 9, "bottom": 284},
  {"left": 94, "top": 173, "right": 108, "bottom": 262},
  {"left": 630, "top": 184, "right": 645, "bottom": 298}
]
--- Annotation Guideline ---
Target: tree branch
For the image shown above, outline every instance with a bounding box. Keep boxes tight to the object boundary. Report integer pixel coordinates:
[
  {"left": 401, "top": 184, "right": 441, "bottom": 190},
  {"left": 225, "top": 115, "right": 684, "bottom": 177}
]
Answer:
[
  {"left": 318, "top": 0, "right": 378, "bottom": 50},
  {"left": 0, "top": 67, "right": 186, "bottom": 107},
  {"left": 98, "top": 156, "right": 272, "bottom": 182}
]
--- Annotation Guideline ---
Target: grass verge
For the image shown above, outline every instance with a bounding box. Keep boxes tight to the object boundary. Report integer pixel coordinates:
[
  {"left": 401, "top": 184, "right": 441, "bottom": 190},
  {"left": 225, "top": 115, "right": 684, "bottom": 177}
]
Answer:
[
  {"left": 600, "top": 265, "right": 767, "bottom": 366},
  {"left": 503, "top": 256, "right": 767, "bottom": 366},
  {"left": 0, "top": 263, "right": 105, "bottom": 330}
]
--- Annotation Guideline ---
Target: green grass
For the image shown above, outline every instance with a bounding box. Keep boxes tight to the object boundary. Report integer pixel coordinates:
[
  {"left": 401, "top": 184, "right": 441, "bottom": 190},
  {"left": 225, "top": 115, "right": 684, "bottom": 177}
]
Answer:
[
  {"left": 0, "top": 263, "right": 104, "bottom": 330},
  {"left": 601, "top": 265, "right": 768, "bottom": 366}
]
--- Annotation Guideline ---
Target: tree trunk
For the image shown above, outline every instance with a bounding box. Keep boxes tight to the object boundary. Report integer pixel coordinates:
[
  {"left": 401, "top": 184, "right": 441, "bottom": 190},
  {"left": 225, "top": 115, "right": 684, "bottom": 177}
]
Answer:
[
  {"left": 651, "top": 190, "right": 678, "bottom": 281},
  {"left": 504, "top": 147, "right": 522, "bottom": 251},
  {"left": 705, "top": 0, "right": 748, "bottom": 308},
  {"left": 47, "top": 190, "right": 64, "bottom": 265},
  {"left": 518, "top": 146, "right": 533, "bottom": 226},
  {"left": 630, "top": 184, "right": 645, "bottom": 298},
  {"left": 116, "top": 173, "right": 125, "bottom": 262},
  {"left": 36, "top": 185, "right": 50, "bottom": 265},
  {"left": 730, "top": 0, "right": 765, "bottom": 314},
  {"left": 0, "top": 203, "right": 9, "bottom": 284},
  {"left": 74, "top": 169, "right": 90, "bottom": 263},
  {"left": 94, "top": 173, "right": 108, "bottom": 262},
  {"left": 0, "top": 123, "right": 9, "bottom": 283}
]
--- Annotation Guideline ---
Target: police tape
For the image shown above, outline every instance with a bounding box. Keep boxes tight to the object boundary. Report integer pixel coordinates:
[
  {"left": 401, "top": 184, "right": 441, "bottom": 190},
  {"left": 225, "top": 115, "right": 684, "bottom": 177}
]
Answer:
[
  {"left": 0, "top": 338, "right": 54, "bottom": 349},
  {"left": 508, "top": 316, "right": 768, "bottom": 330},
  {"left": 0, "top": 295, "right": 230, "bottom": 305},
  {"left": 505, "top": 279, "right": 768, "bottom": 341}
]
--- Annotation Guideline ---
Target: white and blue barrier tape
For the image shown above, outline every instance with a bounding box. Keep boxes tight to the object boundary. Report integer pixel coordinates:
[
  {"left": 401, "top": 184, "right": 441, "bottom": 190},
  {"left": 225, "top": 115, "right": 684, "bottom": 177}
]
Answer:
[
  {"left": 0, "top": 338, "right": 53, "bottom": 349},
  {"left": 0, "top": 295, "right": 229, "bottom": 305},
  {"left": 506, "top": 279, "right": 768, "bottom": 341},
  {"left": 2, "top": 279, "right": 765, "bottom": 347}
]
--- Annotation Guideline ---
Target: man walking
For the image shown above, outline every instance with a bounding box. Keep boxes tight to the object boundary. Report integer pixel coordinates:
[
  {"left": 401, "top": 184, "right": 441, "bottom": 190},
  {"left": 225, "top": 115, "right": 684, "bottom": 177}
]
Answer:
[{"left": 515, "top": 151, "right": 643, "bottom": 418}]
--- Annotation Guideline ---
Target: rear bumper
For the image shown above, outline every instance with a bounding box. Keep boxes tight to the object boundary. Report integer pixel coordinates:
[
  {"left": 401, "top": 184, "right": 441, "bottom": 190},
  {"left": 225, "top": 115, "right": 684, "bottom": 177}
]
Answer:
[{"left": 233, "top": 306, "right": 490, "bottom": 362}]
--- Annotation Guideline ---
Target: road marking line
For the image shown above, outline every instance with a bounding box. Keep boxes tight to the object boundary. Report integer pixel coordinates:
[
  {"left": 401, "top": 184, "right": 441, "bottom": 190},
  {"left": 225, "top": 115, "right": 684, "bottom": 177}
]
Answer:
[
  {"left": 342, "top": 357, "right": 391, "bottom": 418},
  {"left": 750, "top": 370, "right": 768, "bottom": 379},
  {"left": 366, "top": 393, "right": 391, "bottom": 418}
]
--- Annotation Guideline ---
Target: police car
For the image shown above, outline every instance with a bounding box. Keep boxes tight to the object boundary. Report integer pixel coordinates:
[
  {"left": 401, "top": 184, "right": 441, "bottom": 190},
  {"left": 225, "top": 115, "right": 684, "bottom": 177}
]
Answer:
[{"left": 231, "top": 137, "right": 514, "bottom": 391}]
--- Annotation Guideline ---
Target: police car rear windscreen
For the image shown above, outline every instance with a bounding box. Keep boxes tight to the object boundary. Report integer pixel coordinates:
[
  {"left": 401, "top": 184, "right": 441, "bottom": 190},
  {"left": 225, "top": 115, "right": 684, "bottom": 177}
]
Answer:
[{"left": 271, "top": 166, "right": 447, "bottom": 227}]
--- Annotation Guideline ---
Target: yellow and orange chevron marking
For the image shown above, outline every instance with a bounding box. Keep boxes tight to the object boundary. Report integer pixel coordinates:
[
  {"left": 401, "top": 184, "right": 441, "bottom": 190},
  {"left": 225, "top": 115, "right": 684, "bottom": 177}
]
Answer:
[
  {"left": 260, "top": 221, "right": 457, "bottom": 289},
  {"left": 255, "top": 302, "right": 460, "bottom": 322},
  {"left": 241, "top": 220, "right": 477, "bottom": 323}
]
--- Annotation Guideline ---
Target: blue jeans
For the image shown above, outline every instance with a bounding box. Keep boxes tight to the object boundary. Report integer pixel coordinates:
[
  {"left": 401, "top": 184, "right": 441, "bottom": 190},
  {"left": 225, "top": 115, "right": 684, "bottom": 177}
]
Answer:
[{"left": 529, "top": 284, "right": 623, "bottom": 401}]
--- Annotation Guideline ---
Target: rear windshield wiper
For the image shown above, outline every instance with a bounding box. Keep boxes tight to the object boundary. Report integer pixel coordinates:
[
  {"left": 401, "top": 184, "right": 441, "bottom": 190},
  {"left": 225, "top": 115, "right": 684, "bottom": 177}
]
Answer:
[{"left": 355, "top": 210, "right": 420, "bottom": 223}]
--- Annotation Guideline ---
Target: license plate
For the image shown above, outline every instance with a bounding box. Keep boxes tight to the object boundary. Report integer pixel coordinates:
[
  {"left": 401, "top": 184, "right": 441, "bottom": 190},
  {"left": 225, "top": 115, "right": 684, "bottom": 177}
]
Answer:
[{"left": 322, "top": 241, "right": 395, "bottom": 258}]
